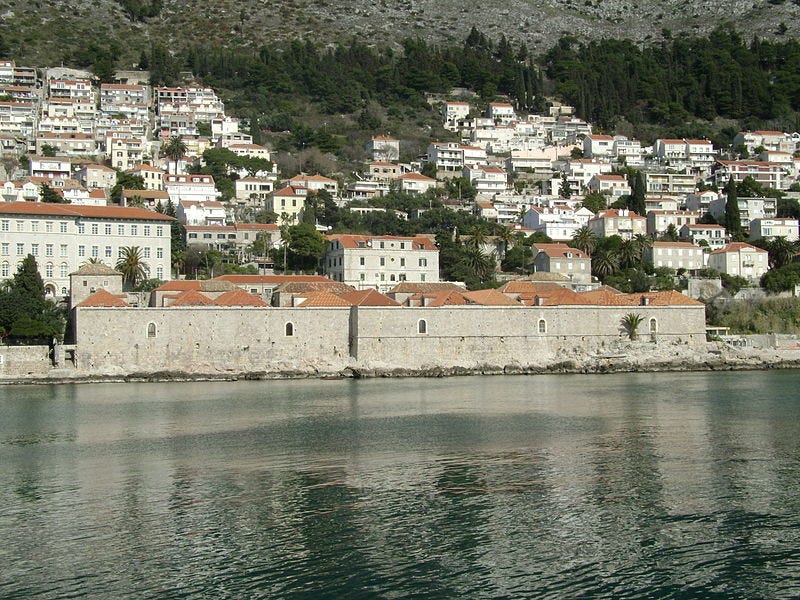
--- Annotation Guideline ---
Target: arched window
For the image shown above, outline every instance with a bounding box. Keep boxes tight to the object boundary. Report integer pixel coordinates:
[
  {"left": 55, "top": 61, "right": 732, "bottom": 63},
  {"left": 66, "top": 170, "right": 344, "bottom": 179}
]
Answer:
[
  {"left": 147, "top": 323, "right": 157, "bottom": 338},
  {"left": 285, "top": 322, "right": 294, "bottom": 337},
  {"left": 649, "top": 318, "right": 658, "bottom": 333},
  {"left": 418, "top": 319, "right": 427, "bottom": 334},
  {"left": 61, "top": 287, "right": 67, "bottom": 295},
  {"left": 390, "top": 274, "right": 396, "bottom": 281},
  {"left": 538, "top": 319, "right": 547, "bottom": 334}
]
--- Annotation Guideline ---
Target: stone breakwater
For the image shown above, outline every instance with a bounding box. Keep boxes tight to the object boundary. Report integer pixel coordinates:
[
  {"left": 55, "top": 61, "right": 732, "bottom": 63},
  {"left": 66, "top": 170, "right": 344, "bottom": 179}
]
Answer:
[{"left": 1, "top": 341, "right": 798, "bottom": 385}]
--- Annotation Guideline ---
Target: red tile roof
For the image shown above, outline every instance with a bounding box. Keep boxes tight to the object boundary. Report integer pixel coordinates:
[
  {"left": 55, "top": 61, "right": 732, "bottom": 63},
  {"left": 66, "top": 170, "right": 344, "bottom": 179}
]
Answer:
[
  {"left": 75, "top": 289, "right": 128, "bottom": 307},
  {"left": 340, "top": 288, "right": 401, "bottom": 306},
  {"left": 0, "top": 202, "right": 174, "bottom": 221},
  {"left": 169, "top": 289, "right": 216, "bottom": 306},
  {"left": 213, "top": 288, "right": 269, "bottom": 306},
  {"left": 296, "top": 292, "right": 352, "bottom": 307}
]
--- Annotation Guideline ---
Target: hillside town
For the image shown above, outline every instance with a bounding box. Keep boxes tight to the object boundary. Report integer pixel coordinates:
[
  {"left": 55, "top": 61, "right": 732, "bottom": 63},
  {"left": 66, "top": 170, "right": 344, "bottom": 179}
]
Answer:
[{"left": 0, "top": 58, "right": 799, "bottom": 370}]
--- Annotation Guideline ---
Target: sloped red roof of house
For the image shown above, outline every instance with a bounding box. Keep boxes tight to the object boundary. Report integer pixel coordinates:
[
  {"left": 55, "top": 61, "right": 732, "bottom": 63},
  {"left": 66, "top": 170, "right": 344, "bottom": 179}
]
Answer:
[
  {"left": 75, "top": 289, "right": 128, "bottom": 307},
  {"left": 214, "top": 274, "right": 331, "bottom": 284},
  {"left": 169, "top": 289, "right": 216, "bottom": 306},
  {"left": 462, "top": 288, "right": 521, "bottom": 306},
  {"left": 296, "top": 292, "right": 352, "bottom": 307},
  {"left": 213, "top": 288, "right": 268, "bottom": 307},
  {"left": 534, "top": 243, "right": 588, "bottom": 259},
  {"left": 518, "top": 287, "right": 589, "bottom": 306},
  {"left": 340, "top": 288, "right": 401, "bottom": 306},
  {"left": 709, "top": 242, "right": 767, "bottom": 255},
  {"left": 0, "top": 202, "right": 173, "bottom": 221}
]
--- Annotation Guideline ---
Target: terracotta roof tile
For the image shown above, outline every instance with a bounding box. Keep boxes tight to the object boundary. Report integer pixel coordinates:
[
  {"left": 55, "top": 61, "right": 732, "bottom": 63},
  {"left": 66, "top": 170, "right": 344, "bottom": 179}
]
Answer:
[
  {"left": 462, "top": 288, "right": 521, "bottom": 306},
  {"left": 213, "top": 288, "right": 269, "bottom": 307},
  {"left": 75, "top": 289, "right": 128, "bottom": 308},
  {"left": 340, "top": 288, "right": 401, "bottom": 306},
  {"left": 169, "top": 289, "right": 216, "bottom": 306},
  {"left": 296, "top": 292, "right": 352, "bottom": 307},
  {"left": 0, "top": 201, "right": 173, "bottom": 221}
]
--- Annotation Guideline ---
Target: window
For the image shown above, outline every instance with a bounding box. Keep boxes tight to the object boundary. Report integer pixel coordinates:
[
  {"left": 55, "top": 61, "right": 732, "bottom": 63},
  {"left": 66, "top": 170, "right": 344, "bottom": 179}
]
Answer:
[
  {"left": 538, "top": 319, "right": 547, "bottom": 334},
  {"left": 60, "top": 222, "right": 67, "bottom": 233},
  {"left": 285, "top": 322, "right": 294, "bottom": 337},
  {"left": 1, "top": 262, "right": 7, "bottom": 277},
  {"left": 419, "top": 258, "right": 427, "bottom": 267},
  {"left": 1, "top": 220, "right": 8, "bottom": 232},
  {"left": 400, "top": 258, "right": 405, "bottom": 267},
  {"left": 31, "top": 244, "right": 38, "bottom": 256},
  {"left": 156, "top": 267, "right": 163, "bottom": 279},
  {"left": 91, "top": 224, "right": 98, "bottom": 235},
  {"left": 147, "top": 323, "right": 157, "bottom": 338},
  {"left": 91, "top": 246, "right": 99, "bottom": 258},
  {"left": 46, "top": 222, "right": 54, "bottom": 233},
  {"left": 360, "top": 257, "right": 365, "bottom": 266},
  {"left": 203, "top": 233, "right": 212, "bottom": 239},
  {"left": 144, "top": 226, "right": 150, "bottom": 236},
  {"left": 16, "top": 221, "right": 23, "bottom": 231},
  {"left": 118, "top": 225, "right": 125, "bottom": 235},
  {"left": 157, "top": 247, "right": 163, "bottom": 259},
  {"left": 418, "top": 319, "right": 427, "bottom": 334},
  {"left": 1, "top": 243, "right": 7, "bottom": 256},
  {"left": 78, "top": 245, "right": 85, "bottom": 257},
  {"left": 360, "top": 273, "right": 365, "bottom": 281},
  {"left": 420, "top": 274, "right": 426, "bottom": 282},
  {"left": 45, "top": 263, "right": 53, "bottom": 278},
  {"left": 649, "top": 318, "right": 658, "bottom": 333},
  {"left": 143, "top": 247, "right": 150, "bottom": 259},
  {"left": 105, "top": 246, "right": 112, "bottom": 258},
  {"left": 380, "top": 241, "right": 385, "bottom": 249},
  {"left": 188, "top": 233, "right": 198, "bottom": 239},
  {"left": 77, "top": 223, "right": 85, "bottom": 234},
  {"left": 131, "top": 225, "right": 137, "bottom": 235},
  {"left": 380, "top": 257, "right": 385, "bottom": 266},
  {"left": 156, "top": 226, "right": 163, "bottom": 236},
  {"left": 31, "top": 221, "right": 38, "bottom": 232},
  {"left": 60, "top": 264, "right": 68, "bottom": 278},
  {"left": 104, "top": 224, "right": 111, "bottom": 235},
  {"left": 60, "top": 244, "right": 67, "bottom": 257}
]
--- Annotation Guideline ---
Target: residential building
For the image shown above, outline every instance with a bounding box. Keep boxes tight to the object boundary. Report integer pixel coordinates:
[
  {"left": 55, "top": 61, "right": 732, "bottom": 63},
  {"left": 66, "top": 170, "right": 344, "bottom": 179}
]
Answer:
[
  {"left": 323, "top": 234, "right": 439, "bottom": 292},
  {"left": 523, "top": 206, "right": 593, "bottom": 241},
  {"left": 749, "top": 218, "right": 799, "bottom": 242},
  {"left": 0, "top": 202, "right": 173, "bottom": 295},
  {"left": 427, "top": 142, "right": 487, "bottom": 172},
  {"left": 0, "top": 180, "right": 41, "bottom": 202},
  {"left": 708, "top": 196, "right": 777, "bottom": 229},
  {"left": 396, "top": 172, "right": 437, "bottom": 195},
  {"left": 733, "top": 130, "right": 796, "bottom": 155},
  {"left": 77, "top": 163, "right": 117, "bottom": 190},
  {"left": 177, "top": 200, "right": 227, "bottom": 226},
  {"left": 532, "top": 243, "right": 592, "bottom": 284},
  {"left": 234, "top": 177, "right": 274, "bottom": 206},
  {"left": 646, "top": 210, "right": 699, "bottom": 237},
  {"left": 163, "top": 173, "right": 219, "bottom": 203},
  {"left": 613, "top": 137, "right": 644, "bottom": 166},
  {"left": 707, "top": 242, "right": 769, "bottom": 281},
  {"left": 121, "top": 189, "right": 170, "bottom": 210},
  {"left": 285, "top": 174, "right": 338, "bottom": 196},
  {"left": 645, "top": 242, "right": 705, "bottom": 271},
  {"left": 185, "top": 223, "right": 280, "bottom": 258},
  {"left": 126, "top": 164, "right": 165, "bottom": 191},
  {"left": 487, "top": 102, "right": 516, "bottom": 125},
  {"left": 644, "top": 172, "right": 697, "bottom": 195},
  {"left": 0, "top": 101, "right": 37, "bottom": 140},
  {"left": 29, "top": 156, "right": 72, "bottom": 180},
  {"left": 367, "top": 161, "right": 402, "bottom": 181},
  {"left": 711, "top": 160, "right": 786, "bottom": 190},
  {"left": 586, "top": 174, "right": 631, "bottom": 198},
  {"left": 442, "top": 102, "right": 471, "bottom": 130},
  {"left": 464, "top": 165, "right": 507, "bottom": 196},
  {"left": 582, "top": 134, "right": 614, "bottom": 158},
  {"left": 271, "top": 185, "right": 307, "bottom": 223},
  {"left": 588, "top": 208, "right": 646, "bottom": 239},
  {"left": 108, "top": 136, "right": 145, "bottom": 171},
  {"left": 680, "top": 223, "right": 728, "bottom": 251},
  {"left": 366, "top": 136, "right": 400, "bottom": 161},
  {"left": 35, "top": 132, "right": 100, "bottom": 157},
  {"left": 684, "top": 190, "right": 719, "bottom": 215}
]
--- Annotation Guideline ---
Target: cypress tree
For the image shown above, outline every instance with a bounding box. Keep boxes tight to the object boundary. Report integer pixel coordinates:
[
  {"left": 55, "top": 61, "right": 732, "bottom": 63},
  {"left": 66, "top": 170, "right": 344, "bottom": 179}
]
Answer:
[{"left": 724, "top": 176, "right": 743, "bottom": 239}]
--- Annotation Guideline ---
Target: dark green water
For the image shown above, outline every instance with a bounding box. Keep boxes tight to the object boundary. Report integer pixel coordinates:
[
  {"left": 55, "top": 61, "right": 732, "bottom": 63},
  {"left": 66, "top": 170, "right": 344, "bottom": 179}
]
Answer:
[{"left": 2, "top": 372, "right": 800, "bottom": 599}]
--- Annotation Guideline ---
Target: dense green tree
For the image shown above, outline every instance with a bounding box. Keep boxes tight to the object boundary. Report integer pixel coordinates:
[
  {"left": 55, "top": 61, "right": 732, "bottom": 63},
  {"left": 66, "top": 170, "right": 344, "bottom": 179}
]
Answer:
[
  {"left": 581, "top": 191, "right": 607, "bottom": 214},
  {"left": 0, "top": 256, "right": 65, "bottom": 341},
  {"left": 571, "top": 226, "right": 598, "bottom": 255},
  {"left": 284, "top": 223, "right": 326, "bottom": 272},
  {"left": 724, "top": 177, "right": 743, "bottom": 240},
  {"left": 40, "top": 183, "right": 67, "bottom": 203},
  {"left": 628, "top": 171, "right": 646, "bottom": 216},
  {"left": 110, "top": 172, "right": 146, "bottom": 205},
  {"left": 161, "top": 136, "right": 187, "bottom": 175}
]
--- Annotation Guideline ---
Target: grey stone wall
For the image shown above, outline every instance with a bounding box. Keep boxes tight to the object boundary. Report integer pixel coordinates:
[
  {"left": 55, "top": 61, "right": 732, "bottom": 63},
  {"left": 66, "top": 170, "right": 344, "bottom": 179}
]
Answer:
[{"left": 73, "top": 304, "right": 706, "bottom": 377}]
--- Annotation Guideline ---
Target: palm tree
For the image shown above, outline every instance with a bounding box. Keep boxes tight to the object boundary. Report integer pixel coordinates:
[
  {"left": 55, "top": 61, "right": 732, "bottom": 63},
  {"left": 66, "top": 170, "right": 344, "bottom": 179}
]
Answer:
[
  {"left": 461, "top": 245, "right": 495, "bottom": 281},
  {"left": 466, "top": 223, "right": 490, "bottom": 250},
  {"left": 161, "top": 135, "right": 187, "bottom": 175},
  {"left": 767, "top": 236, "right": 797, "bottom": 269},
  {"left": 571, "top": 226, "right": 598, "bottom": 256},
  {"left": 116, "top": 246, "right": 149, "bottom": 290},
  {"left": 621, "top": 312, "right": 644, "bottom": 340},
  {"left": 591, "top": 246, "right": 620, "bottom": 279},
  {"left": 496, "top": 226, "right": 515, "bottom": 258},
  {"left": 618, "top": 238, "right": 642, "bottom": 270}
]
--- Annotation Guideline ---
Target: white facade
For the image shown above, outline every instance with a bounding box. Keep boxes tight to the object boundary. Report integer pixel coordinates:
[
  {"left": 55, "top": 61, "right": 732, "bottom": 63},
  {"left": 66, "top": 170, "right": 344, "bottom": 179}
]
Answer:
[
  {"left": 324, "top": 234, "right": 439, "bottom": 292},
  {"left": 707, "top": 243, "right": 769, "bottom": 281},
  {"left": 0, "top": 202, "right": 173, "bottom": 295},
  {"left": 749, "top": 218, "right": 799, "bottom": 242},
  {"left": 645, "top": 242, "right": 705, "bottom": 271}
]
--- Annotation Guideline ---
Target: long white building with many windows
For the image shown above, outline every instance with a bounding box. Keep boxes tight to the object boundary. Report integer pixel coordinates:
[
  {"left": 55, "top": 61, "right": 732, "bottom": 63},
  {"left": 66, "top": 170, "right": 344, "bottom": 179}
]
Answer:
[{"left": 0, "top": 203, "right": 173, "bottom": 297}]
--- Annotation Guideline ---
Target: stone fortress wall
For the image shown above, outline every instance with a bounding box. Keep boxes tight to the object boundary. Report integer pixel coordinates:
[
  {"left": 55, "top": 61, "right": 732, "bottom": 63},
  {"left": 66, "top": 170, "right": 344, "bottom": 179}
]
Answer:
[{"left": 70, "top": 303, "right": 707, "bottom": 377}]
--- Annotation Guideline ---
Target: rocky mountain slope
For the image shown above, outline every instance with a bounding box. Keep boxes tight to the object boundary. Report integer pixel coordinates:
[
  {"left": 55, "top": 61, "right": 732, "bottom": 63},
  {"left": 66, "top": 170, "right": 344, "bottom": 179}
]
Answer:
[{"left": 1, "top": 0, "right": 798, "bottom": 65}]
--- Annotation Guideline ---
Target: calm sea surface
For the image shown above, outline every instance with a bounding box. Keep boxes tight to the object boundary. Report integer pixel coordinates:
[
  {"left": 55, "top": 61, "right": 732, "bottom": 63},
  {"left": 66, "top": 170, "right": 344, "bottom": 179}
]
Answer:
[{"left": 2, "top": 372, "right": 800, "bottom": 599}]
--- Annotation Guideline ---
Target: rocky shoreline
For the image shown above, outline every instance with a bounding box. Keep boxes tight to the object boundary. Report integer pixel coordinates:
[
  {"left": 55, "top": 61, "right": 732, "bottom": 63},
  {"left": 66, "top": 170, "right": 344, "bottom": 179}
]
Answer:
[{"left": 1, "top": 342, "right": 798, "bottom": 386}]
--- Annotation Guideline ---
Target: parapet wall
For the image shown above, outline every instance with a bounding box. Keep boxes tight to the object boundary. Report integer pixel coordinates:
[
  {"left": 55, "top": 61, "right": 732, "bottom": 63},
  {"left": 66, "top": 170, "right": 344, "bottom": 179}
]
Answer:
[{"left": 73, "top": 304, "right": 706, "bottom": 377}]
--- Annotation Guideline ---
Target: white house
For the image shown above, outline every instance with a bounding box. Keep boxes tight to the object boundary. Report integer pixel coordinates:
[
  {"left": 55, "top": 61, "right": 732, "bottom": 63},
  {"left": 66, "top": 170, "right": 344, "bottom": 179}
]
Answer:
[
  {"left": 586, "top": 174, "right": 630, "bottom": 198},
  {"left": 707, "top": 242, "right": 769, "bottom": 282},
  {"left": 396, "top": 172, "right": 437, "bottom": 195},
  {"left": 163, "top": 173, "right": 219, "bottom": 204},
  {"left": 680, "top": 223, "right": 729, "bottom": 251},
  {"left": 177, "top": 200, "right": 227, "bottom": 226},
  {"left": 324, "top": 234, "right": 439, "bottom": 292},
  {"left": 749, "top": 218, "right": 799, "bottom": 242},
  {"left": 588, "top": 208, "right": 646, "bottom": 240},
  {"left": 645, "top": 241, "right": 705, "bottom": 271}
]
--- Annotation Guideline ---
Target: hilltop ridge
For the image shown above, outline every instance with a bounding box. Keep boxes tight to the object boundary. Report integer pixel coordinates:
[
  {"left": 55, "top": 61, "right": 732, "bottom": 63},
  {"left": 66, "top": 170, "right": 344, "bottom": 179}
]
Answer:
[{"left": 1, "top": 0, "right": 798, "bottom": 65}]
